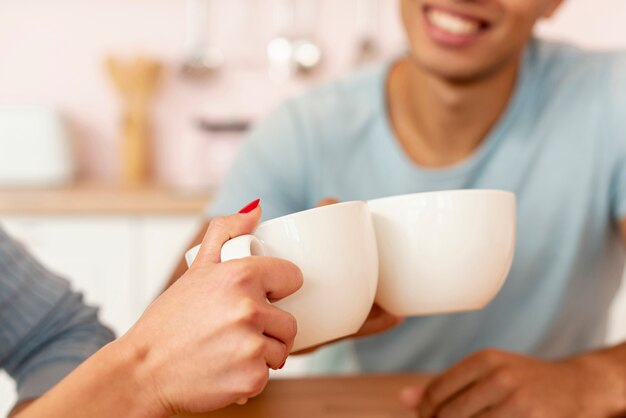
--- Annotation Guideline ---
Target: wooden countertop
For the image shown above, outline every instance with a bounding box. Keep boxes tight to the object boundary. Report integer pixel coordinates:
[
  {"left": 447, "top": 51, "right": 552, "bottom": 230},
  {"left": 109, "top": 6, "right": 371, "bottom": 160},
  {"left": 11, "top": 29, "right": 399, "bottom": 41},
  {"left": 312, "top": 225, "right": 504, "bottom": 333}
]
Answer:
[
  {"left": 0, "top": 183, "right": 213, "bottom": 215},
  {"left": 178, "top": 374, "right": 431, "bottom": 418}
]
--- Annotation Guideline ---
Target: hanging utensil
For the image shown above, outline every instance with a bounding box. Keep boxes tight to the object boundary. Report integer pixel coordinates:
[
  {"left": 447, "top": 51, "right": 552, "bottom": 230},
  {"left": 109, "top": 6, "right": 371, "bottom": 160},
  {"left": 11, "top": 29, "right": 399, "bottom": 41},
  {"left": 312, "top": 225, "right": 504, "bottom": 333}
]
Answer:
[
  {"left": 292, "top": 0, "right": 322, "bottom": 76},
  {"left": 267, "top": 0, "right": 322, "bottom": 81},
  {"left": 180, "top": 0, "right": 223, "bottom": 80},
  {"left": 267, "top": 0, "right": 297, "bottom": 82},
  {"left": 354, "top": 0, "right": 381, "bottom": 68}
]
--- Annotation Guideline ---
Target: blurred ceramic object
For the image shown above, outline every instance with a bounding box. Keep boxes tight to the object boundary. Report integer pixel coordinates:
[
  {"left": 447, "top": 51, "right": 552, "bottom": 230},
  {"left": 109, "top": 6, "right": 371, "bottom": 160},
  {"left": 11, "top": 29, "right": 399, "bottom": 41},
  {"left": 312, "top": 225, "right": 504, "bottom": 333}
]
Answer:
[{"left": 0, "top": 106, "right": 73, "bottom": 187}]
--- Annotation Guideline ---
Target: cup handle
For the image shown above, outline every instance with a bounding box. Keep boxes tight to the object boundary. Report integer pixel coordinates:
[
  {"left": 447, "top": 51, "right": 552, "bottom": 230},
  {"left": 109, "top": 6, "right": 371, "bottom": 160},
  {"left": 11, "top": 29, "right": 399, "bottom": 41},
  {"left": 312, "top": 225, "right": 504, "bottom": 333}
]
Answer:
[{"left": 185, "top": 235, "right": 266, "bottom": 268}]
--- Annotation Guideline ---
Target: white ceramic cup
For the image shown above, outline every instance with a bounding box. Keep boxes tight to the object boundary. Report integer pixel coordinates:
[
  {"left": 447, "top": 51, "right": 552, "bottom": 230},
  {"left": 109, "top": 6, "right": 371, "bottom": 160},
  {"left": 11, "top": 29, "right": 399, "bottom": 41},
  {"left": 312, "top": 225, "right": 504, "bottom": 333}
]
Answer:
[
  {"left": 185, "top": 201, "right": 379, "bottom": 352},
  {"left": 367, "top": 189, "right": 516, "bottom": 316}
]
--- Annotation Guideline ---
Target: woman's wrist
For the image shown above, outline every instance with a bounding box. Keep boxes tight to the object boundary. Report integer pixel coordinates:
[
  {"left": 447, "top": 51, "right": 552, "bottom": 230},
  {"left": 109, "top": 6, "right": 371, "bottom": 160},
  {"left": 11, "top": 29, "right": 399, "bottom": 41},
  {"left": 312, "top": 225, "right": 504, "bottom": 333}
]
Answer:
[
  {"left": 12, "top": 337, "right": 168, "bottom": 418},
  {"left": 102, "top": 337, "right": 170, "bottom": 418}
]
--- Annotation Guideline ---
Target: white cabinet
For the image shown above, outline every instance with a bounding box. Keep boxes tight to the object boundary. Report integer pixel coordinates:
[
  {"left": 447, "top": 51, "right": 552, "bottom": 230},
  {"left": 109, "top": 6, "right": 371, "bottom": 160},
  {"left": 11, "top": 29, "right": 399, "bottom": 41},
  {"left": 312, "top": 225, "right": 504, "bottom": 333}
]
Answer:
[
  {"left": 135, "top": 216, "right": 204, "bottom": 316},
  {"left": 0, "top": 371, "right": 15, "bottom": 417},
  {"left": 2, "top": 217, "right": 136, "bottom": 334},
  {"left": 1, "top": 216, "right": 203, "bottom": 335}
]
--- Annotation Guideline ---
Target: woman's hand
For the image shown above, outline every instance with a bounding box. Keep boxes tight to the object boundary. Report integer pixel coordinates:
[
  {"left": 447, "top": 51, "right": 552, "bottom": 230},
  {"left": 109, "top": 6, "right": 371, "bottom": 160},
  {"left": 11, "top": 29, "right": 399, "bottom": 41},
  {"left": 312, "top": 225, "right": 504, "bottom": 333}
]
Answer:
[
  {"left": 120, "top": 204, "right": 304, "bottom": 415},
  {"left": 14, "top": 203, "right": 304, "bottom": 418}
]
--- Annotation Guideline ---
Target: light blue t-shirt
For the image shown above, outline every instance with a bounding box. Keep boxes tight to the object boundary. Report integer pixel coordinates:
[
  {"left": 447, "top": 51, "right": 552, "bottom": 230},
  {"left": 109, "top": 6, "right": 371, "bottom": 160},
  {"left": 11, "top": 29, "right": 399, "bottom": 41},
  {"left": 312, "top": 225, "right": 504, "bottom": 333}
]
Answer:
[{"left": 209, "top": 38, "right": 626, "bottom": 373}]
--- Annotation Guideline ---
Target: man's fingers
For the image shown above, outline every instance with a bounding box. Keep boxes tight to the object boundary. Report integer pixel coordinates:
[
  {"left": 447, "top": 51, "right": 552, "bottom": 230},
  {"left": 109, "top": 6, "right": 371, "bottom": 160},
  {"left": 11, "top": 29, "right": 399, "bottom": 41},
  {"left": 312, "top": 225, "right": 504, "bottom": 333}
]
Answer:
[
  {"left": 317, "top": 198, "right": 339, "bottom": 207},
  {"left": 194, "top": 206, "right": 262, "bottom": 266},
  {"left": 398, "top": 386, "right": 424, "bottom": 409},
  {"left": 472, "top": 402, "right": 524, "bottom": 418},
  {"left": 433, "top": 370, "right": 513, "bottom": 418},
  {"left": 290, "top": 304, "right": 403, "bottom": 355},
  {"left": 355, "top": 303, "right": 404, "bottom": 337},
  {"left": 420, "top": 351, "right": 505, "bottom": 418}
]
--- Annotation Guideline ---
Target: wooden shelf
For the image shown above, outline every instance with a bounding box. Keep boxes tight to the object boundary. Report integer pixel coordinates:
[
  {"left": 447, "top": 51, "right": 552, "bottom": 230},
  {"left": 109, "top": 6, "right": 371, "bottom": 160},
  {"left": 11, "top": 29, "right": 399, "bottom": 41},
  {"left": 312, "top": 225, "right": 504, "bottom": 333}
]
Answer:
[{"left": 0, "top": 183, "right": 213, "bottom": 215}]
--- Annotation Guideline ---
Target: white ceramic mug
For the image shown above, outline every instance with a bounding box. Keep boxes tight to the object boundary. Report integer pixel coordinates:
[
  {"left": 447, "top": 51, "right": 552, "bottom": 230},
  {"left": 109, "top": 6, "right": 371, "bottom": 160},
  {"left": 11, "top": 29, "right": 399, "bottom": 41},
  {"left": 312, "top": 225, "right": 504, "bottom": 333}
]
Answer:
[
  {"left": 367, "top": 189, "right": 516, "bottom": 316},
  {"left": 185, "top": 201, "right": 379, "bottom": 352}
]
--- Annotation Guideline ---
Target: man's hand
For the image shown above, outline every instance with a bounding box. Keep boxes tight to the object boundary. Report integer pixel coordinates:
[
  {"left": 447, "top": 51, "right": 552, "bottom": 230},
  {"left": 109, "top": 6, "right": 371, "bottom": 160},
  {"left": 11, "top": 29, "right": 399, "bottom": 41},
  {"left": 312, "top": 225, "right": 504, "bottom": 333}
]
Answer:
[
  {"left": 399, "top": 349, "right": 626, "bottom": 418},
  {"left": 120, "top": 205, "right": 304, "bottom": 415},
  {"left": 319, "top": 198, "right": 404, "bottom": 340},
  {"left": 293, "top": 198, "right": 404, "bottom": 354}
]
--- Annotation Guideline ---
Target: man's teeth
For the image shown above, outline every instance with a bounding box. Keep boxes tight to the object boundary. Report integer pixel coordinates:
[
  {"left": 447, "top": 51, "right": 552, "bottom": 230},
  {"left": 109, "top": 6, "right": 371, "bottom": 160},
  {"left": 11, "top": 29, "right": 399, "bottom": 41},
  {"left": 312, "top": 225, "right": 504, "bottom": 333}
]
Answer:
[{"left": 427, "top": 9, "right": 482, "bottom": 36}]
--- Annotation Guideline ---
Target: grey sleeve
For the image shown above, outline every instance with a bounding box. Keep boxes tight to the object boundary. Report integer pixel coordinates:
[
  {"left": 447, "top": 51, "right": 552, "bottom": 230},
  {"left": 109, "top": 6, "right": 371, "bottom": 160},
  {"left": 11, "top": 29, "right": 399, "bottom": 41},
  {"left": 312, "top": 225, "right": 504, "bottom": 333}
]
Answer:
[{"left": 0, "top": 228, "right": 115, "bottom": 404}]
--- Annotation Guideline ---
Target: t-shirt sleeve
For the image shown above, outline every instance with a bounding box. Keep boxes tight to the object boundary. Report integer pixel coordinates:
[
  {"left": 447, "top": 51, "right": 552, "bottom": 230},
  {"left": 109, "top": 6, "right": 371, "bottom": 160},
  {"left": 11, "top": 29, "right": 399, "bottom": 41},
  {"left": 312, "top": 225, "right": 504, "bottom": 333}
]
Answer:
[
  {"left": 207, "top": 101, "right": 311, "bottom": 221},
  {"left": 609, "top": 53, "right": 626, "bottom": 222},
  {"left": 0, "top": 228, "right": 115, "bottom": 404},
  {"left": 614, "top": 155, "right": 626, "bottom": 221}
]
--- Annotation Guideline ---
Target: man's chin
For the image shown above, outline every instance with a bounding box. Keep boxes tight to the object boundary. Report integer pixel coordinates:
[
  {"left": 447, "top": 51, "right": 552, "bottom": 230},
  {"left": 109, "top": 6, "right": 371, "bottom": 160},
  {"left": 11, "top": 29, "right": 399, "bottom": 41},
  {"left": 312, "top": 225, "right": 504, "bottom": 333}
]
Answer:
[{"left": 406, "top": 53, "right": 513, "bottom": 85}]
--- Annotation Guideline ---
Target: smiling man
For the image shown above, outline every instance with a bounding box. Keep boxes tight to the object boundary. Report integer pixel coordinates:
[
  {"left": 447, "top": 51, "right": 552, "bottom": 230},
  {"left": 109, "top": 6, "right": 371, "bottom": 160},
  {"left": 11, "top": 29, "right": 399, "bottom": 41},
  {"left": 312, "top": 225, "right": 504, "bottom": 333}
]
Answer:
[{"left": 169, "top": 0, "right": 626, "bottom": 416}]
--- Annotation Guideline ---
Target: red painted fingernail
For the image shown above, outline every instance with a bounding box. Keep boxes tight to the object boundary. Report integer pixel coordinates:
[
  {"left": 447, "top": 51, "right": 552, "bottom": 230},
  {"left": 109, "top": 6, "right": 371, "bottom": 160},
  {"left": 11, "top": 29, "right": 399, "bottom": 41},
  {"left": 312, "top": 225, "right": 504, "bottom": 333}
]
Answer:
[{"left": 239, "top": 198, "right": 261, "bottom": 214}]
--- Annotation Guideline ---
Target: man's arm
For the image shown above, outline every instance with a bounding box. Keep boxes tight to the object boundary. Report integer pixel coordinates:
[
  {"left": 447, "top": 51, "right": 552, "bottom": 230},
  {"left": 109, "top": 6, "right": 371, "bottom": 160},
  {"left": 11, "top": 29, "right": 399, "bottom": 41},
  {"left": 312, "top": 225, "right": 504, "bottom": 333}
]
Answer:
[{"left": 400, "top": 218, "right": 626, "bottom": 418}]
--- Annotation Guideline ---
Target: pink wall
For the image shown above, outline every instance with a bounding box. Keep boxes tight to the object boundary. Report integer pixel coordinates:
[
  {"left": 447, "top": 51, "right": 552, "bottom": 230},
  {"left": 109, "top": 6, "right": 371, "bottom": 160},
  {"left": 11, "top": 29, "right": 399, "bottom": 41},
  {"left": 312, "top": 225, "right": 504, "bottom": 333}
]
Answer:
[
  {"left": 0, "top": 0, "right": 405, "bottom": 188},
  {"left": 535, "top": 0, "right": 626, "bottom": 49},
  {"left": 1, "top": 0, "right": 625, "bottom": 188}
]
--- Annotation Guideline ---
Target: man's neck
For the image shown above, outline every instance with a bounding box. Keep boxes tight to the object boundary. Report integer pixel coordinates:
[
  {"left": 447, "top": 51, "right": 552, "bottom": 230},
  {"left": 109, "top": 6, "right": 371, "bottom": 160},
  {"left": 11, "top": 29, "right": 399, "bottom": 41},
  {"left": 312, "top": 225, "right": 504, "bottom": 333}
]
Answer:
[{"left": 387, "top": 57, "right": 520, "bottom": 168}]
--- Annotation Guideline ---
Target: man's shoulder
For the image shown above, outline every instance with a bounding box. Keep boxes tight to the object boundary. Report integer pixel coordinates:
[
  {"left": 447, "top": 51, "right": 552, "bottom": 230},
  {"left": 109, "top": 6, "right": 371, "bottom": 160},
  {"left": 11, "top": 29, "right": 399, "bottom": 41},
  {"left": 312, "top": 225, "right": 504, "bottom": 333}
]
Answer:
[
  {"left": 526, "top": 38, "right": 626, "bottom": 121},
  {"left": 528, "top": 40, "right": 626, "bottom": 155},
  {"left": 532, "top": 38, "right": 626, "bottom": 80},
  {"left": 286, "top": 63, "right": 388, "bottom": 123}
]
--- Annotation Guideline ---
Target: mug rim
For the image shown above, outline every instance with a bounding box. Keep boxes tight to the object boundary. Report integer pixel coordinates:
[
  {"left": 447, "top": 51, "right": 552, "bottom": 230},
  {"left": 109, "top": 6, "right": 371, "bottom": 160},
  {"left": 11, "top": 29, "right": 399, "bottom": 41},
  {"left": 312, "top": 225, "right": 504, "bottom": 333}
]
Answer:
[
  {"left": 258, "top": 200, "right": 367, "bottom": 229},
  {"left": 367, "top": 189, "right": 515, "bottom": 205}
]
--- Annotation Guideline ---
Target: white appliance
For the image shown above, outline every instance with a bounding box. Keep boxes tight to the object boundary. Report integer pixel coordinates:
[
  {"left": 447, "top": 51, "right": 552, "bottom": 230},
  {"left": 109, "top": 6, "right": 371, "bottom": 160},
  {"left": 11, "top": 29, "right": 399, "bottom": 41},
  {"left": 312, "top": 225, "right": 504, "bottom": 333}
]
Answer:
[{"left": 0, "top": 106, "right": 74, "bottom": 187}]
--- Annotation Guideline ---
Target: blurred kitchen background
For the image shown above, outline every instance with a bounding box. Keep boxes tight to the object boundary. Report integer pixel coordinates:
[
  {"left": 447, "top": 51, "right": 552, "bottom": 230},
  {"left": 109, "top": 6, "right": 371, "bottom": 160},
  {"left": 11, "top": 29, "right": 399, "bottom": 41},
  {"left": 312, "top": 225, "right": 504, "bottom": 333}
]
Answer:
[{"left": 1, "top": 0, "right": 626, "bottom": 414}]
